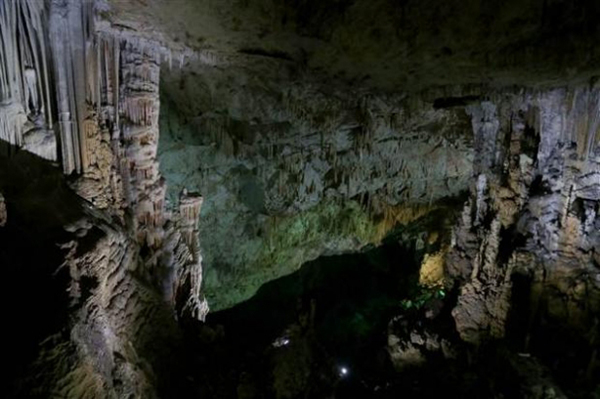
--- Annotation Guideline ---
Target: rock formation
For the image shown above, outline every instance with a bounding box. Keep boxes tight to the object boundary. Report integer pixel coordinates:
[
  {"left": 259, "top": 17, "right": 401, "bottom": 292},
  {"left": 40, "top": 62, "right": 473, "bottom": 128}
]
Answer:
[
  {"left": 1, "top": 0, "right": 206, "bottom": 396},
  {"left": 159, "top": 64, "right": 473, "bottom": 309},
  {"left": 449, "top": 89, "right": 600, "bottom": 345}
]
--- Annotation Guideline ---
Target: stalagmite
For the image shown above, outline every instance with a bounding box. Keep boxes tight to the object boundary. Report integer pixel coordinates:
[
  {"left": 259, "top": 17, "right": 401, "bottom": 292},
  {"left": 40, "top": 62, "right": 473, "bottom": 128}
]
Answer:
[{"left": 177, "top": 189, "right": 209, "bottom": 321}]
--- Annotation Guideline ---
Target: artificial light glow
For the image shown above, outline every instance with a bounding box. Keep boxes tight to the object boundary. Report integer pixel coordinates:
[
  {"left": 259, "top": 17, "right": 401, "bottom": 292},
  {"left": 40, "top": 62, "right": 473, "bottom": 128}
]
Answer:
[{"left": 272, "top": 336, "right": 291, "bottom": 347}]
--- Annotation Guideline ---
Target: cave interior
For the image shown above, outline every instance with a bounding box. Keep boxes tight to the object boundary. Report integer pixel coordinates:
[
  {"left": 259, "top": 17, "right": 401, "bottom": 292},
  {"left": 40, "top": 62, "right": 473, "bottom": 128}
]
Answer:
[{"left": 0, "top": 0, "right": 599, "bottom": 398}]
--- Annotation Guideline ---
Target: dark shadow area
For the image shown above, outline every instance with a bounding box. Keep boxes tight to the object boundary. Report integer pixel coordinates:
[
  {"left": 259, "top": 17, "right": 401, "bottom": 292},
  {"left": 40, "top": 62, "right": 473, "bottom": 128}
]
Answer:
[
  {"left": 180, "top": 224, "right": 537, "bottom": 398},
  {"left": 505, "top": 269, "right": 600, "bottom": 399},
  {"left": 0, "top": 207, "right": 72, "bottom": 397},
  {"left": 181, "top": 233, "right": 427, "bottom": 398},
  {"left": 433, "top": 95, "right": 481, "bottom": 109},
  {"left": 179, "top": 223, "right": 599, "bottom": 399},
  {"left": 0, "top": 141, "right": 82, "bottom": 397}
]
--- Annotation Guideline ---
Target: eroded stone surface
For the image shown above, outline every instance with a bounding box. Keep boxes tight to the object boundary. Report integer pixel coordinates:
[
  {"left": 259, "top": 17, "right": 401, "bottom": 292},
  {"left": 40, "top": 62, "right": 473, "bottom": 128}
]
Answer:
[
  {"left": 448, "top": 89, "right": 600, "bottom": 344},
  {"left": 0, "top": 1, "right": 206, "bottom": 395},
  {"left": 159, "top": 63, "right": 474, "bottom": 309}
]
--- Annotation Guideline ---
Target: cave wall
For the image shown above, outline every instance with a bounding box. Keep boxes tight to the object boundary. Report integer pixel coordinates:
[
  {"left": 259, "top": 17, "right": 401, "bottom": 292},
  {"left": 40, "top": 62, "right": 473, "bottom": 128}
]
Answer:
[
  {"left": 448, "top": 88, "right": 600, "bottom": 350},
  {"left": 158, "top": 61, "right": 600, "bottom": 319},
  {"left": 158, "top": 64, "right": 474, "bottom": 310}
]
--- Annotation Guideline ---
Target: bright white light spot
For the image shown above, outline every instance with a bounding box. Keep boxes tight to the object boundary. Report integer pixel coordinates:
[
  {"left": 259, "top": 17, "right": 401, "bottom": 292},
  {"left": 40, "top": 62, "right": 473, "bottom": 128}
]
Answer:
[
  {"left": 272, "top": 336, "right": 291, "bottom": 348},
  {"left": 339, "top": 366, "right": 349, "bottom": 377}
]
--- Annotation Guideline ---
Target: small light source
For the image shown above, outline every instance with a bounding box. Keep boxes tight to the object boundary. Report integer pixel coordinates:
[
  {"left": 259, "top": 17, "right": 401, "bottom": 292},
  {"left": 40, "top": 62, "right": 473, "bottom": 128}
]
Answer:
[
  {"left": 339, "top": 366, "right": 349, "bottom": 377},
  {"left": 272, "top": 336, "right": 291, "bottom": 348}
]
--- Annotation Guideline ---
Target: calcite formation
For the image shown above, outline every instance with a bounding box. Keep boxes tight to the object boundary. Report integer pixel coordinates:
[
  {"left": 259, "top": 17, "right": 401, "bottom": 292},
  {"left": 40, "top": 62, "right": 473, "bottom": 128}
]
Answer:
[
  {"left": 449, "top": 88, "right": 600, "bottom": 344},
  {"left": 0, "top": 0, "right": 206, "bottom": 312},
  {"left": 176, "top": 190, "right": 210, "bottom": 319},
  {"left": 0, "top": 0, "right": 55, "bottom": 161},
  {"left": 0, "top": 0, "right": 206, "bottom": 395},
  {"left": 419, "top": 247, "right": 447, "bottom": 287},
  {"left": 159, "top": 66, "right": 600, "bottom": 322},
  {"left": 159, "top": 64, "right": 474, "bottom": 309},
  {"left": 387, "top": 320, "right": 455, "bottom": 371}
]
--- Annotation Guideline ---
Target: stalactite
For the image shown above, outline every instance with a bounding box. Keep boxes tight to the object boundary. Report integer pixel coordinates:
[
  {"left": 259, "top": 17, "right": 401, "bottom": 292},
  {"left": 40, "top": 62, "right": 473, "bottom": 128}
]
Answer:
[
  {"left": 2, "top": 0, "right": 210, "bottom": 318},
  {"left": 117, "top": 41, "right": 166, "bottom": 249},
  {"left": 475, "top": 174, "right": 488, "bottom": 226},
  {"left": 0, "top": 1, "right": 219, "bottom": 394},
  {"left": 0, "top": 0, "right": 53, "bottom": 156}
]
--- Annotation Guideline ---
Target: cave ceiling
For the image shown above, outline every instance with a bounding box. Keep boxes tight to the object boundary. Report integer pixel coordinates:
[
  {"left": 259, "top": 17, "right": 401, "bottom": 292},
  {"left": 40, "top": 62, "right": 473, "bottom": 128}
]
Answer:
[{"left": 106, "top": 0, "right": 600, "bottom": 91}]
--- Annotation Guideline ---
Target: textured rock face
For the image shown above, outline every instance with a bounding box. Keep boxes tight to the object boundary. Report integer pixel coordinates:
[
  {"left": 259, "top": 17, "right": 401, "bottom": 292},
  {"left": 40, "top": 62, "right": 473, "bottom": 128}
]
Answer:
[
  {"left": 158, "top": 63, "right": 474, "bottom": 309},
  {"left": 106, "top": 0, "right": 600, "bottom": 91},
  {"left": 0, "top": 1, "right": 206, "bottom": 396},
  {"left": 49, "top": 219, "right": 177, "bottom": 398},
  {"left": 0, "top": 141, "right": 180, "bottom": 397},
  {"left": 448, "top": 88, "right": 600, "bottom": 344},
  {"left": 158, "top": 61, "right": 600, "bottom": 319},
  {"left": 0, "top": 0, "right": 56, "bottom": 161},
  {"left": 387, "top": 320, "right": 455, "bottom": 371},
  {"left": 1, "top": 0, "right": 210, "bottom": 310}
]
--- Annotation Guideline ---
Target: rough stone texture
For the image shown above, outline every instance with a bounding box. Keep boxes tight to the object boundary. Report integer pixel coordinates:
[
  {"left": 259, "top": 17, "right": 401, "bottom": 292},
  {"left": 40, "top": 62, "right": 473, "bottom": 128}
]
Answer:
[
  {"left": 158, "top": 63, "right": 474, "bottom": 309},
  {"left": 0, "top": 1, "right": 206, "bottom": 396},
  {"left": 2, "top": 0, "right": 209, "bottom": 317},
  {"left": 0, "top": 0, "right": 55, "bottom": 160},
  {"left": 174, "top": 190, "right": 210, "bottom": 319},
  {"left": 504, "top": 355, "right": 569, "bottom": 399},
  {"left": 448, "top": 88, "right": 600, "bottom": 345},
  {"left": 419, "top": 246, "right": 447, "bottom": 287},
  {"left": 387, "top": 320, "right": 454, "bottom": 371},
  {"left": 106, "top": 0, "right": 600, "bottom": 92},
  {"left": 49, "top": 218, "right": 175, "bottom": 398},
  {"left": 0, "top": 138, "right": 183, "bottom": 397}
]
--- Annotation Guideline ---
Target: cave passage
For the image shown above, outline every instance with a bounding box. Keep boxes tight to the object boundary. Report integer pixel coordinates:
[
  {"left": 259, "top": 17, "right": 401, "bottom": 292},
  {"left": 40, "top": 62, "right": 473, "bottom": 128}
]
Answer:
[
  {"left": 182, "top": 235, "right": 422, "bottom": 398},
  {"left": 178, "top": 230, "right": 477, "bottom": 398},
  {"left": 178, "top": 230, "right": 599, "bottom": 399}
]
